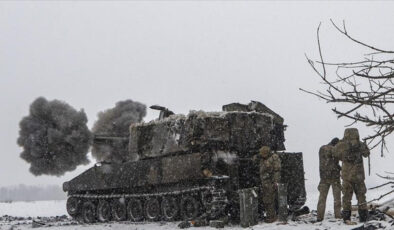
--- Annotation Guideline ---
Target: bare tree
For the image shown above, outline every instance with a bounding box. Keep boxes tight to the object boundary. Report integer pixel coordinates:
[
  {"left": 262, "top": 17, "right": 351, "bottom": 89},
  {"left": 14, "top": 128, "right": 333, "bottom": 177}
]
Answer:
[
  {"left": 302, "top": 20, "right": 394, "bottom": 207},
  {"left": 301, "top": 20, "right": 394, "bottom": 156}
]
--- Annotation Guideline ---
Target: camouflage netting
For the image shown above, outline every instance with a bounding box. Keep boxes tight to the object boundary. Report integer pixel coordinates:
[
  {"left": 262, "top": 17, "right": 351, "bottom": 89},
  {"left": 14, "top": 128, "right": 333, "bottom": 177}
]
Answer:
[
  {"left": 92, "top": 100, "right": 146, "bottom": 163},
  {"left": 129, "top": 101, "right": 285, "bottom": 161},
  {"left": 17, "top": 97, "right": 91, "bottom": 176}
]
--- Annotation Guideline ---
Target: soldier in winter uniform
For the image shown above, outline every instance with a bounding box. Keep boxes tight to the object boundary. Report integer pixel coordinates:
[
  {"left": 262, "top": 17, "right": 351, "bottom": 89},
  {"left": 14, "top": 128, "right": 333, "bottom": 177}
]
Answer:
[
  {"left": 255, "top": 146, "right": 281, "bottom": 223},
  {"left": 333, "top": 128, "right": 370, "bottom": 223},
  {"left": 316, "top": 137, "right": 342, "bottom": 221}
]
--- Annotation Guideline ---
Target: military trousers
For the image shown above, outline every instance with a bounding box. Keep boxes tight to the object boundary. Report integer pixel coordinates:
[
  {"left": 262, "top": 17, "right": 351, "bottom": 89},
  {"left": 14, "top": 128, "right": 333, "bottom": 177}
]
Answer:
[
  {"left": 261, "top": 180, "right": 277, "bottom": 221},
  {"left": 317, "top": 178, "right": 341, "bottom": 220},
  {"left": 342, "top": 179, "right": 367, "bottom": 211}
]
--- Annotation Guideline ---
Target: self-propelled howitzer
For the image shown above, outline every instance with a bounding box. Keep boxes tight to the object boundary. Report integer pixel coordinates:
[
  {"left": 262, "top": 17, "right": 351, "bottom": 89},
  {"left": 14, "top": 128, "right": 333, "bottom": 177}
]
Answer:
[{"left": 63, "top": 101, "right": 306, "bottom": 223}]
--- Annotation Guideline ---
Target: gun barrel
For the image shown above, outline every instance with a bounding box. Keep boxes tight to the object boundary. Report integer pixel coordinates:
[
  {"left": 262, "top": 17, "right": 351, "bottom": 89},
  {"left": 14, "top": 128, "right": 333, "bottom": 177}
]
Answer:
[
  {"left": 93, "top": 135, "right": 128, "bottom": 141},
  {"left": 150, "top": 105, "right": 166, "bottom": 111}
]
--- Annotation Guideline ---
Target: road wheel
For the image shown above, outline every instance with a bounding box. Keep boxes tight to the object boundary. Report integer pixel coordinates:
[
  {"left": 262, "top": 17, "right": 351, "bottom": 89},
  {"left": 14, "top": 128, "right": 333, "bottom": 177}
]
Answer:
[
  {"left": 180, "top": 196, "right": 200, "bottom": 220},
  {"left": 82, "top": 201, "right": 96, "bottom": 223},
  {"left": 127, "top": 198, "right": 144, "bottom": 222},
  {"left": 145, "top": 197, "right": 161, "bottom": 221},
  {"left": 161, "top": 196, "right": 179, "bottom": 221},
  {"left": 112, "top": 198, "right": 127, "bottom": 221},
  {"left": 66, "top": 197, "right": 81, "bottom": 217},
  {"left": 97, "top": 200, "right": 111, "bottom": 222}
]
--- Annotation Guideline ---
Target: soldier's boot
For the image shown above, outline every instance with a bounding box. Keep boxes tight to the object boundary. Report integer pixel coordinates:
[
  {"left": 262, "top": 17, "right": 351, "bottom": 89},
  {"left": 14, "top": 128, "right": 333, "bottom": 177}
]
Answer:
[
  {"left": 355, "top": 182, "right": 368, "bottom": 223},
  {"left": 358, "top": 209, "right": 368, "bottom": 222},
  {"left": 342, "top": 210, "right": 357, "bottom": 225},
  {"left": 265, "top": 204, "right": 277, "bottom": 223},
  {"left": 342, "top": 210, "right": 351, "bottom": 222},
  {"left": 316, "top": 208, "right": 324, "bottom": 222}
]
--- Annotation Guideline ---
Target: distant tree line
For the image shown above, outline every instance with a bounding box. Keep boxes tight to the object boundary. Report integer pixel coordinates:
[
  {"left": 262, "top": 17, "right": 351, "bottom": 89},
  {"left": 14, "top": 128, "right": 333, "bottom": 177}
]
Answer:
[{"left": 0, "top": 184, "right": 66, "bottom": 202}]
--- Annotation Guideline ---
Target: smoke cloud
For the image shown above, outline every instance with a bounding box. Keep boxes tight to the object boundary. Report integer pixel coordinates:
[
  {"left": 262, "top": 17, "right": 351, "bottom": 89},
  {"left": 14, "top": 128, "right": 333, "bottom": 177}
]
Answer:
[
  {"left": 17, "top": 97, "right": 91, "bottom": 176},
  {"left": 92, "top": 100, "right": 146, "bottom": 162}
]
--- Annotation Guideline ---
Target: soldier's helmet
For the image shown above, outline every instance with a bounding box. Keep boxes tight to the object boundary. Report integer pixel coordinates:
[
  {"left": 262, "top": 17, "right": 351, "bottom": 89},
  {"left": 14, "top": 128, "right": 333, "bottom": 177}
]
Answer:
[
  {"left": 343, "top": 128, "right": 360, "bottom": 140},
  {"left": 330, "top": 137, "right": 339, "bottom": 146},
  {"left": 259, "top": 146, "right": 271, "bottom": 158}
]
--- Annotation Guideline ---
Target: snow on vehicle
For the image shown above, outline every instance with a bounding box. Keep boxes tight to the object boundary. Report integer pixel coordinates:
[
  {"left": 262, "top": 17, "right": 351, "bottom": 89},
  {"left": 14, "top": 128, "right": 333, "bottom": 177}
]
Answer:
[{"left": 63, "top": 101, "right": 306, "bottom": 223}]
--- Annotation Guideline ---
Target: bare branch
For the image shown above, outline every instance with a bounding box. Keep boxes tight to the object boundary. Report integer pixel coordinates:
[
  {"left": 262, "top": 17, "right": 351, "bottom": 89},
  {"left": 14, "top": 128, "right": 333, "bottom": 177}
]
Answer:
[
  {"left": 358, "top": 189, "right": 394, "bottom": 206},
  {"left": 302, "top": 20, "right": 394, "bottom": 153},
  {"left": 330, "top": 19, "right": 394, "bottom": 54},
  {"left": 377, "top": 173, "right": 394, "bottom": 180},
  {"left": 369, "top": 182, "right": 394, "bottom": 190}
]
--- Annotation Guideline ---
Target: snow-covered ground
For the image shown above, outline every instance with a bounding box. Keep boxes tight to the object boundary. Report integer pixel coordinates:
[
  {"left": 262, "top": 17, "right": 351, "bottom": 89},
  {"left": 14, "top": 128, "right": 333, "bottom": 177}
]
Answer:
[
  {"left": 0, "top": 189, "right": 392, "bottom": 230},
  {"left": 0, "top": 211, "right": 392, "bottom": 230},
  {"left": 0, "top": 200, "right": 66, "bottom": 217}
]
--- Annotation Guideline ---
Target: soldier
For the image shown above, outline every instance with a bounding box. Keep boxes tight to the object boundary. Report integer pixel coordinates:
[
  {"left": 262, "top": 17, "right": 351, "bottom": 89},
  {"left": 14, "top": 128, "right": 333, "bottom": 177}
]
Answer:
[
  {"left": 316, "top": 137, "right": 341, "bottom": 221},
  {"left": 333, "top": 128, "right": 370, "bottom": 223},
  {"left": 255, "top": 146, "right": 281, "bottom": 223}
]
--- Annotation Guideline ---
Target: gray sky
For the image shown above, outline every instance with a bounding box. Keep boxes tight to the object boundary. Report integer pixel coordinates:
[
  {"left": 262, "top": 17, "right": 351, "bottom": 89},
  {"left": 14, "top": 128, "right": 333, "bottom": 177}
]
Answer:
[{"left": 1, "top": 1, "right": 393, "bottom": 193}]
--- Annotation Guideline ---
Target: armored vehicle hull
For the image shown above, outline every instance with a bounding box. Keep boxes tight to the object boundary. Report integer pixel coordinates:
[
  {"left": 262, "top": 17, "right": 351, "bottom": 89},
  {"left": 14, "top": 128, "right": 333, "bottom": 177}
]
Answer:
[{"left": 63, "top": 101, "right": 306, "bottom": 223}]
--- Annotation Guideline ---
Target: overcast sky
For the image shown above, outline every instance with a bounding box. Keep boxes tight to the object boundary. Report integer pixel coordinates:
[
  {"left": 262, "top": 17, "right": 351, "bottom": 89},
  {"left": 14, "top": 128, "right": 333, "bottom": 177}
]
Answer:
[{"left": 1, "top": 1, "right": 393, "bottom": 195}]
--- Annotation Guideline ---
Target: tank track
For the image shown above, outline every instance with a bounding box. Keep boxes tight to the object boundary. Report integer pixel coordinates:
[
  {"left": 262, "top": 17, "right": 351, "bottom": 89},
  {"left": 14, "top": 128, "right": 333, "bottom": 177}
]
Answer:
[{"left": 67, "top": 186, "right": 228, "bottom": 223}]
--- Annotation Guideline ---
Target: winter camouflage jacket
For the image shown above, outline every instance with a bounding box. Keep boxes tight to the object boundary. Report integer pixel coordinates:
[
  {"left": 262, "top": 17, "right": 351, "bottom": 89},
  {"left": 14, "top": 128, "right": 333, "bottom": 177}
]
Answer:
[
  {"left": 333, "top": 128, "right": 370, "bottom": 183},
  {"left": 319, "top": 144, "right": 341, "bottom": 180},
  {"left": 258, "top": 152, "right": 281, "bottom": 184}
]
